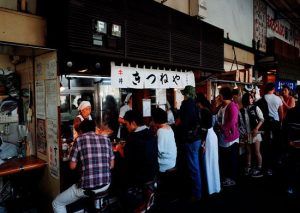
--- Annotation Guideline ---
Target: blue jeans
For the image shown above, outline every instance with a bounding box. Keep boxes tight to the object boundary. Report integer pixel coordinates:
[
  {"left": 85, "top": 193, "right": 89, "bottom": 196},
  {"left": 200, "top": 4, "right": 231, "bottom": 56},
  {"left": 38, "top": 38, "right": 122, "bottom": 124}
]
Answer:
[{"left": 185, "top": 140, "right": 202, "bottom": 199}]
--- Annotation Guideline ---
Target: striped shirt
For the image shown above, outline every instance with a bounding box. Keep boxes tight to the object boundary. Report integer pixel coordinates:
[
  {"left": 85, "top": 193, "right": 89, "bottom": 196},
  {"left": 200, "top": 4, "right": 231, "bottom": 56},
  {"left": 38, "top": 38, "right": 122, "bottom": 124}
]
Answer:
[{"left": 70, "top": 131, "right": 114, "bottom": 189}]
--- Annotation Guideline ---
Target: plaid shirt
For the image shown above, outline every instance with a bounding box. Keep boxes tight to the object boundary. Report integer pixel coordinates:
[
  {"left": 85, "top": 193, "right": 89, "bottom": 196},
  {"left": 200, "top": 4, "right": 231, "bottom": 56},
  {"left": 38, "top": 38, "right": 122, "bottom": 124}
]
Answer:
[{"left": 70, "top": 131, "right": 114, "bottom": 189}]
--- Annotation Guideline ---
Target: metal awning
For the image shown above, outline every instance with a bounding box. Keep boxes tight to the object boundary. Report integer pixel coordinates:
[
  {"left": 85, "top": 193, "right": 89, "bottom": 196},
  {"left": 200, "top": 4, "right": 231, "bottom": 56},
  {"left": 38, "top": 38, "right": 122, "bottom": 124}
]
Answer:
[{"left": 0, "top": 41, "right": 55, "bottom": 57}]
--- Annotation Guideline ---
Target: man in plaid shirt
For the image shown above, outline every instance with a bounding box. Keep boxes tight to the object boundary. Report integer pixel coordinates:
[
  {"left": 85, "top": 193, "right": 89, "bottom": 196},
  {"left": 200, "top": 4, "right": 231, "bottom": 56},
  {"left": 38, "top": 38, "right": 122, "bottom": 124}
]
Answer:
[{"left": 53, "top": 120, "right": 115, "bottom": 213}]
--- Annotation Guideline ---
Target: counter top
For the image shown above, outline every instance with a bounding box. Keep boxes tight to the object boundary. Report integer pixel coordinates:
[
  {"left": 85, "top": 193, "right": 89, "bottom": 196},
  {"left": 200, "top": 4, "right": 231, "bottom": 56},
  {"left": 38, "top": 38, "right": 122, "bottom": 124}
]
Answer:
[{"left": 0, "top": 156, "right": 47, "bottom": 177}]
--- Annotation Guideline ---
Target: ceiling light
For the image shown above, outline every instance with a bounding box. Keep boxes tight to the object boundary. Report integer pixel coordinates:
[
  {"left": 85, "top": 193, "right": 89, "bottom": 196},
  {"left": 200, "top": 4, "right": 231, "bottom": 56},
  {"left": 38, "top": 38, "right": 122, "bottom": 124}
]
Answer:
[
  {"left": 66, "top": 61, "right": 73, "bottom": 67},
  {"left": 78, "top": 69, "right": 88, "bottom": 73},
  {"left": 60, "top": 83, "right": 65, "bottom": 92}
]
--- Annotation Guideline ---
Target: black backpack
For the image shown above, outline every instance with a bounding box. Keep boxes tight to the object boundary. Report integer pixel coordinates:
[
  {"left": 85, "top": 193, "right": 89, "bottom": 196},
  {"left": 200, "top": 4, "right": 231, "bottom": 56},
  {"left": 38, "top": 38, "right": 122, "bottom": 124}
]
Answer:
[
  {"left": 240, "top": 105, "right": 260, "bottom": 131},
  {"left": 254, "top": 96, "right": 269, "bottom": 130},
  {"left": 238, "top": 111, "right": 248, "bottom": 139}
]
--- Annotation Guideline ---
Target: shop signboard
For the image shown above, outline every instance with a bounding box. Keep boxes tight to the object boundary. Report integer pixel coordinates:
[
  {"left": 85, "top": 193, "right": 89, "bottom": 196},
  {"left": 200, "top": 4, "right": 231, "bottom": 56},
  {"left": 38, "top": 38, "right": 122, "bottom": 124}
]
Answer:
[
  {"left": 275, "top": 79, "right": 297, "bottom": 92},
  {"left": 111, "top": 62, "right": 195, "bottom": 89},
  {"left": 267, "top": 6, "right": 294, "bottom": 45}
]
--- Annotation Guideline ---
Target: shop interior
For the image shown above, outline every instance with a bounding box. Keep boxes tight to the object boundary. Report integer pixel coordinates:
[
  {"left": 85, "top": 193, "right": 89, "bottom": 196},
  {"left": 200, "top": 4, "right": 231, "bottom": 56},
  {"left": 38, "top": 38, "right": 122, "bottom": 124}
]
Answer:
[
  {"left": 0, "top": 43, "right": 55, "bottom": 212},
  {"left": 59, "top": 73, "right": 183, "bottom": 143}
]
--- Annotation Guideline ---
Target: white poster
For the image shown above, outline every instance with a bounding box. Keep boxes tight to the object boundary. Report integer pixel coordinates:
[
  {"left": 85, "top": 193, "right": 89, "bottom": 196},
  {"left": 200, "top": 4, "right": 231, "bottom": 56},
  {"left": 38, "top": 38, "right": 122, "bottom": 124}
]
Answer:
[
  {"left": 35, "top": 80, "right": 46, "bottom": 119},
  {"left": 111, "top": 62, "right": 195, "bottom": 89},
  {"left": 35, "top": 61, "right": 44, "bottom": 80},
  {"left": 47, "top": 119, "right": 59, "bottom": 179},
  {"left": 175, "top": 89, "right": 184, "bottom": 110},
  {"left": 46, "top": 79, "right": 58, "bottom": 120},
  {"left": 156, "top": 89, "right": 167, "bottom": 107},
  {"left": 142, "top": 99, "right": 151, "bottom": 117},
  {"left": 46, "top": 59, "right": 57, "bottom": 79}
]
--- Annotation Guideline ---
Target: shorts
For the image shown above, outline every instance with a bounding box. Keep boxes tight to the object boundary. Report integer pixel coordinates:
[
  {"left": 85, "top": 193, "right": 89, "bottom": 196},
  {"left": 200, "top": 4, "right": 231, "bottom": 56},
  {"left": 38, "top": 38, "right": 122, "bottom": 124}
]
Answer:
[{"left": 245, "top": 133, "right": 262, "bottom": 144}]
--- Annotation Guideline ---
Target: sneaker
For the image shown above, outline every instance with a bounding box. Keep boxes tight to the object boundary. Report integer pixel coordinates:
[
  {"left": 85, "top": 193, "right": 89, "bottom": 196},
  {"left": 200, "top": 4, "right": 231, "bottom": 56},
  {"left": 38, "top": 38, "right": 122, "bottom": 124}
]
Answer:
[
  {"left": 146, "top": 192, "right": 155, "bottom": 211},
  {"left": 222, "top": 178, "right": 236, "bottom": 187},
  {"left": 251, "top": 169, "right": 263, "bottom": 178},
  {"left": 244, "top": 167, "right": 251, "bottom": 176},
  {"left": 266, "top": 169, "right": 273, "bottom": 176},
  {"left": 287, "top": 187, "right": 294, "bottom": 195}
]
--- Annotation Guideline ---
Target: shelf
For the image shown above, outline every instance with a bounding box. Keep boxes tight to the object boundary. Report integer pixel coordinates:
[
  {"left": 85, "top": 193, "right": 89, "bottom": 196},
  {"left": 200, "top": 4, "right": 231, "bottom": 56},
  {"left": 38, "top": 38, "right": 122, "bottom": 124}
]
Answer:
[
  {"left": 0, "top": 115, "right": 18, "bottom": 123},
  {"left": 0, "top": 95, "right": 9, "bottom": 101}
]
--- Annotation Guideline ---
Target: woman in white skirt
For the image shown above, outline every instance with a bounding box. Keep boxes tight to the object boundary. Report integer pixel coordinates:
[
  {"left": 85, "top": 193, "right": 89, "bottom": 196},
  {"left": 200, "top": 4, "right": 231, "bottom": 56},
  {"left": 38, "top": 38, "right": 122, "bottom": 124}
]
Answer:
[{"left": 196, "top": 94, "right": 221, "bottom": 195}]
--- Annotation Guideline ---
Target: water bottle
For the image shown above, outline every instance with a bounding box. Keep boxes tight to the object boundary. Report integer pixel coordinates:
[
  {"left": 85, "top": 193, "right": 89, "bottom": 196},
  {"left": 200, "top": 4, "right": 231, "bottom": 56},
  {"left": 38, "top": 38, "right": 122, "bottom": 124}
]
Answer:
[
  {"left": 94, "top": 198, "right": 101, "bottom": 209},
  {"left": 62, "top": 138, "right": 68, "bottom": 161}
]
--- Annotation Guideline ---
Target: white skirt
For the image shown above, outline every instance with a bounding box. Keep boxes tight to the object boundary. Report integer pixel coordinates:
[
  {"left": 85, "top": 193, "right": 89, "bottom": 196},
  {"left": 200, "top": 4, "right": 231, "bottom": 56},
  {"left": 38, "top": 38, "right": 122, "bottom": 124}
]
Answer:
[{"left": 204, "top": 128, "right": 221, "bottom": 195}]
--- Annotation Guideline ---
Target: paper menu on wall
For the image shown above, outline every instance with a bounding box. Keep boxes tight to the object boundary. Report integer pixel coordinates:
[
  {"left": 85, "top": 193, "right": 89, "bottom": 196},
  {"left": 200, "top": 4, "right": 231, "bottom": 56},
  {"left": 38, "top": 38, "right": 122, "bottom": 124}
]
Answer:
[
  {"left": 142, "top": 99, "right": 151, "bottom": 117},
  {"left": 45, "top": 79, "right": 58, "bottom": 120},
  {"left": 35, "top": 80, "right": 46, "bottom": 119}
]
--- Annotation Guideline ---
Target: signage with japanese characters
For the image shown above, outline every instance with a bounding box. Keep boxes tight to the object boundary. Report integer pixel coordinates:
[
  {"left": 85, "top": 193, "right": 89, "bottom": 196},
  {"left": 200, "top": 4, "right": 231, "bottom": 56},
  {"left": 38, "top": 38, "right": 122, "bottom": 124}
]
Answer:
[{"left": 111, "top": 62, "right": 195, "bottom": 89}]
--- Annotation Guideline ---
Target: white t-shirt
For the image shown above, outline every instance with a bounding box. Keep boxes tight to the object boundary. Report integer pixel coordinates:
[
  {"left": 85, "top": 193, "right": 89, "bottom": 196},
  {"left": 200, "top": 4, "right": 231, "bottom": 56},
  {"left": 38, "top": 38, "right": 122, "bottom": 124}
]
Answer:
[
  {"left": 157, "top": 127, "right": 177, "bottom": 172},
  {"left": 264, "top": 94, "right": 282, "bottom": 121}
]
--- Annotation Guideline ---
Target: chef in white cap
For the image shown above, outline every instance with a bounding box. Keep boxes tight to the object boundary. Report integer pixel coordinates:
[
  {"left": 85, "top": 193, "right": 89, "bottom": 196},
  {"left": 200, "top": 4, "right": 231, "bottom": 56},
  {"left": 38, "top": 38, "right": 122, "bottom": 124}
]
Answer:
[
  {"left": 117, "top": 93, "right": 132, "bottom": 139},
  {"left": 73, "top": 101, "right": 93, "bottom": 140}
]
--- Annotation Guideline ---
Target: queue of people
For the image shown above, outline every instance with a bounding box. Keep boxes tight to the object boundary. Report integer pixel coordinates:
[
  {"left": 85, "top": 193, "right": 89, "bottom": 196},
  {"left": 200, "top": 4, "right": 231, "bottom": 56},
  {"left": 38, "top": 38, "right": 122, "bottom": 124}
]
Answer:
[
  {"left": 222, "top": 82, "right": 300, "bottom": 194},
  {"left": 53, "top": 82, "right": 300, "bottom": 212}
]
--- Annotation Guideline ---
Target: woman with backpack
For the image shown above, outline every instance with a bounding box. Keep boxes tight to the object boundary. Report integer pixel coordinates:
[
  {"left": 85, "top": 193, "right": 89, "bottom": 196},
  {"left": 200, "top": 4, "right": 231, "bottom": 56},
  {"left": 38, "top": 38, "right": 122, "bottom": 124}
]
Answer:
[{"left": 240, "top": 93, "right": 264, "bottom": 178}]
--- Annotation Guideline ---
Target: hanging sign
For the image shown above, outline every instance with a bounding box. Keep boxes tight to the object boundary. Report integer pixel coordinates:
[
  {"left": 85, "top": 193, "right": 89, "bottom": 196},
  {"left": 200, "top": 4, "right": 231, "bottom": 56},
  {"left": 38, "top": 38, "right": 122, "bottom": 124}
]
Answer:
[
  {"left": 275, "top": 79, "right": 297, "bottom": 92},
  {"left": 111, "top": 62, "right": 195, "bottom": 89}
]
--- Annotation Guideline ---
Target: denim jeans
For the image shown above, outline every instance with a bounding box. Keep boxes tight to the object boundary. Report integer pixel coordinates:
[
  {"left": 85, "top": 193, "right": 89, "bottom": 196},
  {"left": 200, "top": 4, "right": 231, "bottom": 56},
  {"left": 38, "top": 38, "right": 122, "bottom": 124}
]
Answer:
[{"left": 185, "top": 140, "right": 202, "bottom": 199}]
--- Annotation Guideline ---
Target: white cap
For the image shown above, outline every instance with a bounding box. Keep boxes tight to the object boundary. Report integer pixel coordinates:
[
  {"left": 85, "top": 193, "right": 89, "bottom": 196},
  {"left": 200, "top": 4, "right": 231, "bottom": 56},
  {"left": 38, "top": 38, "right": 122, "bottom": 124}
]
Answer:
[
  {"left": 78, "top": 101, "right": 91, "bottom": 111},
  {"left": 124, "top": 93, "right": 132, "bottom": 104}
]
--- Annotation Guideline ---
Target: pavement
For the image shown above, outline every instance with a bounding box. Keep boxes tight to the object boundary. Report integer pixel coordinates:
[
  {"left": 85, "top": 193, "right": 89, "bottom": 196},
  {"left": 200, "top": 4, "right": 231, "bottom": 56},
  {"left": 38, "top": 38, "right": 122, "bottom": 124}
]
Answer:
[
  {"left": 154, "top": 173, "right": 300, "bottom": 213},
  {"left": 2, "top": 164, "right": 299, "bottom": 213}
]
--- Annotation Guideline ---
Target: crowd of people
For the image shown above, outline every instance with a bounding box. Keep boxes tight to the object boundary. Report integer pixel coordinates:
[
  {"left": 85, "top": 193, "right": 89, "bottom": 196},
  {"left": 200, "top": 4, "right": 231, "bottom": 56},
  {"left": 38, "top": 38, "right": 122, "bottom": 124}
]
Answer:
[{"left": 52, "top": 82, "right": 300, "bottom": 212}]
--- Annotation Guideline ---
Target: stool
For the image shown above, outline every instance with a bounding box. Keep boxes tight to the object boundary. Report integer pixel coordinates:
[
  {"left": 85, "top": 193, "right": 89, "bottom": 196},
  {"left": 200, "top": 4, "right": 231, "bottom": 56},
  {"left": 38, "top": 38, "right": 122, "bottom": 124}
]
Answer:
[
  {"left": 132, "top": 181, "right": 157, "bottom": 213},
  {"left": 84, "top": 189, "right": 110, "bottom": 213},
  {"left": 158, "top": 167, "right": 178, "bottom": 203}
]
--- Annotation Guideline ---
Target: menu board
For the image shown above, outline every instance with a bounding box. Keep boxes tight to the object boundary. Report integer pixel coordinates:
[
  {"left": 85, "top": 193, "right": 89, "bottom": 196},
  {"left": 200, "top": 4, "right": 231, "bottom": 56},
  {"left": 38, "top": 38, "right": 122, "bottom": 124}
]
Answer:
[
  {"left": 37, "top": 119, "right": 47, "bottom": 155},
  {"left": 46, "top": 79, "right": 58, "bottom": 120},
  {"left": 35, "top": 80, "right": 46, "bottom": 119},
  {"left": 142, "top": 99, "right": 151, "bottom": 117},
  {"left": 46, "top": 59, "right": 57, "bottom": 79},
  {"left": 47, "top": 119, "right": 59, "bottom": 179}
]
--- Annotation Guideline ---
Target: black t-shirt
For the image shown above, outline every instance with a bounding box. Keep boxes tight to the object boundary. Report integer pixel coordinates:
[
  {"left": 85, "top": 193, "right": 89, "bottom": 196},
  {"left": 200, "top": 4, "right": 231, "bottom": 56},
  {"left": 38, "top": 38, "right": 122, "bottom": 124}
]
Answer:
[
  {"left": 285, "top": 105, "right": 300, "bottom": 141},
  {"left": 179, "top": 98, "right": 199, "bottom": 133},
  {"left": 124, "top": 127, "right": 158, "bottom": 186}
]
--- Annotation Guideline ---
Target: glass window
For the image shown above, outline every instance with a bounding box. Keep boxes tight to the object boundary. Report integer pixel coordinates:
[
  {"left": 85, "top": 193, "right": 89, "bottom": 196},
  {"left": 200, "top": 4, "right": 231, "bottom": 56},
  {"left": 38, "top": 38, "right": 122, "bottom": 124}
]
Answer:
[{"left": 60, "top": 95, "right": 70, "bottom": 113}]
